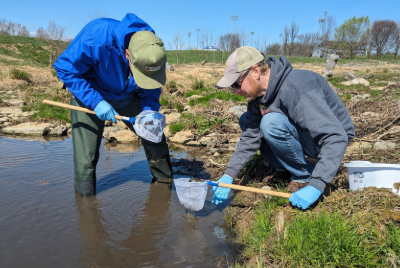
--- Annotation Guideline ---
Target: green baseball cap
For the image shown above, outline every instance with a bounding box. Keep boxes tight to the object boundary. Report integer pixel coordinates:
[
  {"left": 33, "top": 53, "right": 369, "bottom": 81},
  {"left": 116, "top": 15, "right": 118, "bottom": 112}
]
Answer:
[
  {"left": 216, "top": 46, "right": 264, "bottom": 88},
  {"left": 128, "top": 31, "right": 167, "bottom": 89}
]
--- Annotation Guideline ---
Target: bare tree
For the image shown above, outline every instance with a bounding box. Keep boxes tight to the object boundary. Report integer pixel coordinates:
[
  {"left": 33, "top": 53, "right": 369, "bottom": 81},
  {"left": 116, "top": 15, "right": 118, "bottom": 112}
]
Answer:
[
  {"left": 280, "top": 26, "right": 290, "bottom": 56},
  {"left": 265, "top": 43, "right": 281, "bottom": 55},
  {"left": 370, "top": 19, "right": 398, "bottom": 59},
  {"left": 230, "top": 33, "right": 240, "bottom": 51},
  {"left": 239, "top": 27, "right": 249, "bottom": 47},
  {"left": 218, "top": 33, "right": 231, "bottom": 52},
  {"left": 36, "top": 27, "right": 49, "bottom": 39},
  {"left": 394, "top": 21, "right": 400, "bottom": 59},
  {"left": 170, "top": 27, "right": 185, "bottom": 64},
  {"left": 297, "top": 32, "right": 318, "bottom": 57},
  {"left": 17, "top": 25, "right": 30, "bottom": 37},
  {"left": 0, "top": 18, "right": 11, "bottom": 35},
  {"left": 9, "top": 22, "right": 17, "bottom": 35},
  {"left": 47, "top": 20, "right": 66, "bottom": 67},
  {"left": 289, "top": 21, "right": 299, "bottom": 56}
]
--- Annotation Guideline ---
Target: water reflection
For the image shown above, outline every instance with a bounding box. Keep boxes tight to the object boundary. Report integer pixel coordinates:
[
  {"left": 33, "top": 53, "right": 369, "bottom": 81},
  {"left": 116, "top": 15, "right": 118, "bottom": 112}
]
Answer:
[{"left": 0, "top": 137, "right": 238, "bottom": 268}]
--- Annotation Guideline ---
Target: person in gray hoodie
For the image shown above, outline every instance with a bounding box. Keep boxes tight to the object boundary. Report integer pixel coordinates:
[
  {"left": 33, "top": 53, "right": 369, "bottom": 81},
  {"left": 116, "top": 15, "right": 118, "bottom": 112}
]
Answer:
[{"left": 211, "top": 47, "right": 354, "bottom": 210}]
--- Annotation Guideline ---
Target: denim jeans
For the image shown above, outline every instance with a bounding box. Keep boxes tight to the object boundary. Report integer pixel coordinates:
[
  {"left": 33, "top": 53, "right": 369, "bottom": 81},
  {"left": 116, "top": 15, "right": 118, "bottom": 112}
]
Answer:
[{"left": 239, "top": 112, "right": 319, "bottom": 183}]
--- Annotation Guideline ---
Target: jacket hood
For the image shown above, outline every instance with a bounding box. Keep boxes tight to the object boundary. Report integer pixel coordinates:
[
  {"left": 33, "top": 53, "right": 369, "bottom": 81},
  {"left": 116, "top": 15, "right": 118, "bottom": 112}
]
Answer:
[
  {"left": 115, "top": 13, "right": 155, "bottom": 50},
  {"left": 261, "top": 55, "right": 293, "bottom": 104}
]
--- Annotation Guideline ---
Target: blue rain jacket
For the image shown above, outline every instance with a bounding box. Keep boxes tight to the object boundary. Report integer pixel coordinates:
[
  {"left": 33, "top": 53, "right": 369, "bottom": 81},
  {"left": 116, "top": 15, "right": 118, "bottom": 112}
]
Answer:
[{"left": 54, "top": 13, "right": 161, "bottom": 111}]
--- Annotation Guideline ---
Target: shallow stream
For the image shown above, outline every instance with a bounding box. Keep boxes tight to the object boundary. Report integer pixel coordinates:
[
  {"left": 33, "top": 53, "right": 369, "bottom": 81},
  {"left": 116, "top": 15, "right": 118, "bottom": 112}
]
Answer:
[{"left": 0, "top": 136, "right": 239, "bottom": 267}]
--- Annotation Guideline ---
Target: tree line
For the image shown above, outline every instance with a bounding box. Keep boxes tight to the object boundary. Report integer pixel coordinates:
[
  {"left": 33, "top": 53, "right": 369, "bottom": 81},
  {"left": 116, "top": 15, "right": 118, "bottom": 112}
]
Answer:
[{"left": 264, "top": 16, "right": 400, "bottom": 59}]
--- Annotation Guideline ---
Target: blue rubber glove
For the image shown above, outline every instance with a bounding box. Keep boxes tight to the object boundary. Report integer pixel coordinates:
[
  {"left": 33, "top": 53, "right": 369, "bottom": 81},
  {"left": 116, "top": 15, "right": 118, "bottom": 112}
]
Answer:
[
  {"left": 153, "top": 113, "right": 162, "bottom": 120},
  {"left": 94, "top": 100, "right": 119, "bottom": 124},
  {"left": 211, "top": 175, "right": 233, "bottom": 205},
  {"left": 289, "top": 185, "right": 322, "bottom": 210},
  {"left": 143, "top": 106, "right": 151, "bottom": 111}
]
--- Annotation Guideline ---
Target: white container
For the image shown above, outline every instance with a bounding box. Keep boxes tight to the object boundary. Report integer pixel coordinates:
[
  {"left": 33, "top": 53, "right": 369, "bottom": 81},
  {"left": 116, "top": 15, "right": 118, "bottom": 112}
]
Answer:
[{"left": 344, "top": 161, "right": 400, "bottom": 195}]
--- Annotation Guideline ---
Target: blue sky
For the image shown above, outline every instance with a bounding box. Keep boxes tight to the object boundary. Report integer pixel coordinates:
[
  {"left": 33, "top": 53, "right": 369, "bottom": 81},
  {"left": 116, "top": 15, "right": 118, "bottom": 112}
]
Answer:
[{"left": 1, "top": 0, "right": 399, "bottom": 49}]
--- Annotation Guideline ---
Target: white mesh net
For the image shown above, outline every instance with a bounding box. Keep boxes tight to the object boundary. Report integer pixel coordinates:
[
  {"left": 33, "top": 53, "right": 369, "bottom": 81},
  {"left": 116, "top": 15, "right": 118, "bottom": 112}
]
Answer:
[
  {"left": 174, "top": 178, "right": 208, "bottom": 211},
  {"left": 133, "top": 110, "right": 166, "bottom": 143}
]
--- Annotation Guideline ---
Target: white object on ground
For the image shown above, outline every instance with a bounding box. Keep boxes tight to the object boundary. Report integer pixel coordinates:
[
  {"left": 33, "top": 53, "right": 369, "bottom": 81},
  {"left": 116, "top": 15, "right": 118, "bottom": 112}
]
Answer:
[{"left": 344, "top": 161, "right": 400, "bottom": 195}]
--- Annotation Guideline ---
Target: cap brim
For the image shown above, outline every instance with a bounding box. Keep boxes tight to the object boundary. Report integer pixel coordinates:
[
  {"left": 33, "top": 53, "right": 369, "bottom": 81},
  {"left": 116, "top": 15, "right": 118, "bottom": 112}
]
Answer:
[
  {"left": 131, "top": 64, "right": 166, "bottom": 89},
  {"left": 215, "top": 72, "right": 241, "bottom": 88}
]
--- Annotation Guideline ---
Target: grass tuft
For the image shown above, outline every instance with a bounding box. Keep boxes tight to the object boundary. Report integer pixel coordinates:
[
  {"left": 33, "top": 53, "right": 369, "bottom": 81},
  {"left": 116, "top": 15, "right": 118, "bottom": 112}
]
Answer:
[
  {"left": 191, "top": 79, "right": 205, "bottom": 90},
  {"left": 10, "top": 68, "right": 32, "bottom": 82},
  {"left": 169, "top": 121, "right": 187, "bottom": 134}
]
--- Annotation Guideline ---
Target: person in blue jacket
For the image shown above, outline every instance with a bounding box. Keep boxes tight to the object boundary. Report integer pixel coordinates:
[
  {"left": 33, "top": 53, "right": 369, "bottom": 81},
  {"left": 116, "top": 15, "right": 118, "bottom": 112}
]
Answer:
[{"left": 54, "top": 14, "right": 173, "bottom": 196}]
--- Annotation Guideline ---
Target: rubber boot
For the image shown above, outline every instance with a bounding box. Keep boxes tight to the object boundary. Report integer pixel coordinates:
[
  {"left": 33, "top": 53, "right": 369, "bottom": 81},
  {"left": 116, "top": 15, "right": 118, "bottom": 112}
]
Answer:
[
  {"left": 74, "top": 178, "right": 96, "bottom": 196},
  {"left": 142, "top": 134, "right": 173, "bottom": 183}
]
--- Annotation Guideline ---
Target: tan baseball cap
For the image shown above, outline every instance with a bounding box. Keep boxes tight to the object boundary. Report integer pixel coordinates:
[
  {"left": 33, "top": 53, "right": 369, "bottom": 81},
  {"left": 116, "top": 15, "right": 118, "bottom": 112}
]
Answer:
[
  {"left": 216, "top": 46, "right": 264, "bottom": 88},
  {"left": 128, "top": 31, "right": 167, "bottom": 89}
]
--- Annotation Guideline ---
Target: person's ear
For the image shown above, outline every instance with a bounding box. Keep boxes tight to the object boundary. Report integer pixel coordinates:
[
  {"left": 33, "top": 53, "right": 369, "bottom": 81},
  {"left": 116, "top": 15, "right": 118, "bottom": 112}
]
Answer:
[{"left": 125, "top": 49, "right": 130, "bottom": 61}]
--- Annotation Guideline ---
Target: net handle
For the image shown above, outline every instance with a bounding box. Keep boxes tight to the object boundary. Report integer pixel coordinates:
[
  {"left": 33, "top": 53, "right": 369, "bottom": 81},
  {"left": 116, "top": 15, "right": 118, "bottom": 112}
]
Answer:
[{"left": 208, "top": 181, "right": 292, "bottom": 199}]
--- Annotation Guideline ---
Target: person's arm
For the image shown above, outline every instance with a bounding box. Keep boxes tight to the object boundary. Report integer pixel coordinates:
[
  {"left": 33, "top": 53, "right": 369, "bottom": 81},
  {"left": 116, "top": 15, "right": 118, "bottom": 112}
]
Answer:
[
  {"left": 289, "top": 91, "right": 350, "bottom": 193},
  {"left": 136, "top": 87, "right": 161, "bottom": 111},
  {"left": 53, "top": 32, "right": 104, "bottom": 110},
  {"left": 225, "top": 100, "right": 263, "bottom": 179}
]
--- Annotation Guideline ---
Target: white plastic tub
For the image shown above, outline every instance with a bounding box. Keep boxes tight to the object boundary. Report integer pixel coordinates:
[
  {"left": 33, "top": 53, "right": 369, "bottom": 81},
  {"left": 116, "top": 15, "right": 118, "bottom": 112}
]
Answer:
[{"left": 344, "top": 161, "right": 400, "bottom": 195}]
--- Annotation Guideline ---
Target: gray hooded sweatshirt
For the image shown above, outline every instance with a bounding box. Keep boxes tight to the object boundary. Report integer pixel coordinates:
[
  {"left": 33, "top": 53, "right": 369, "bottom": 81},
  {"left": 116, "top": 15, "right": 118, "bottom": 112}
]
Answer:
[{"left": 225, "top": 55, "right": 355, "bottom": 192}]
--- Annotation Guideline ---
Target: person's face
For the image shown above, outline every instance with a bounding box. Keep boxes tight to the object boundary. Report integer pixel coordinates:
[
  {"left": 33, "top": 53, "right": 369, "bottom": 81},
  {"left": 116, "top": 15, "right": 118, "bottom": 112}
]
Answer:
[{"left": 232, "top": 67, "right": 260, "bottom": 102}]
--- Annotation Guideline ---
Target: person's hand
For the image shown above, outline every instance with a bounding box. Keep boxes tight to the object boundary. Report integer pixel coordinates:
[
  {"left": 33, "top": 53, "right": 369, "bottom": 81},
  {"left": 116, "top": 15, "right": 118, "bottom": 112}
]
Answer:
[
  {"left": 94, "top": 100, "right": 119, "bottom": 124},
  {"left": 153, "top": 112, "right": 162, "bottom": 120},
  {"left": 289, "top": 185, "right": 322, "bottom": 210},
  {"left": 211, "top": 175, "right": 233, "bottom": 205}
]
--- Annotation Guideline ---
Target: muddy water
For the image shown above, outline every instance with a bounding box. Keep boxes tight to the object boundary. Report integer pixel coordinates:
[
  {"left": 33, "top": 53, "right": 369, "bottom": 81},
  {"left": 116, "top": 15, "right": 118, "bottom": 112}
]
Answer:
[{"left": 0, "top": 136, "right": 239, "bottom": 268}]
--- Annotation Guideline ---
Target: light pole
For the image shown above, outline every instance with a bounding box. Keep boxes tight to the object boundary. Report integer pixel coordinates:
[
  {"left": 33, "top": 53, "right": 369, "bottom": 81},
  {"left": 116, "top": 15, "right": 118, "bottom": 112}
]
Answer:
[
  {"left": 188, "top": 31, "right": 191, "bottom": 50},
  {"left": 195, "top": 28, "right": 200, "bottom": 49},
  {"left": 231, "top": 16, "right": 239, "bottom": 49},
  {"left": 317, "top": 16, "right": 326, "bottom": 57},
  {"left": 250, "top": 31, "right": 255, "bottom": 47}
]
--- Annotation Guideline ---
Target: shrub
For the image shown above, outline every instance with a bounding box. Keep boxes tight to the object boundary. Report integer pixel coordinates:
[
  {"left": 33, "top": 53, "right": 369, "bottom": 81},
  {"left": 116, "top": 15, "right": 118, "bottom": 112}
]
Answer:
[{"left": 10, "top": 68, "right": 32, "bottom": 82}]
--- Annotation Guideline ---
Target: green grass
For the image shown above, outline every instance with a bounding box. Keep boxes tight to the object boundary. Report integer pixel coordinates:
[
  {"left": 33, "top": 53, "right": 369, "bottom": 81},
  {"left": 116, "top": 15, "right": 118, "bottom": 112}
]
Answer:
[
  {"left": 188, "top": 90, "right": 245, "bottom": 106},
  {"left": 169, "top": 121, "right": 187, "bottom": 134},
  {"left": 0, "top": 34, "right": 69, "bottom": 67},
  {"left": 159, "top": 96, "right": 171, "bottom": 106},
  {"left": 274, "top": 210, "right": 381, "bottom": 267},
  {"left": 385, "top": 223, "right": 400, "bottom": 259},
  {"left": 175, "top": 103, "right": 184, "bottom": 112},
  {"left": 180, "top": 112, "right": 229, "bottom": 135},
  {"left": 10, "top": 68, "right": 32, "bottom": 82},
  {"left": 184, "top": 87, "right": 211, "bottom": 98},
  {"left": 22, "top": 96, "right": 70, "bottom": 123},
  {"left": 191, "top": 79, "right": 205, "bottom": 90}
]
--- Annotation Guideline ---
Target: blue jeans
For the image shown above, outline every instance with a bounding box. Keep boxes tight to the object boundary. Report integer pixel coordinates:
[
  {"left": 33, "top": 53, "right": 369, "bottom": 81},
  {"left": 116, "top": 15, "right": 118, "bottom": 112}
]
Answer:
[{"left": 239, "top": 112, "right": 320, "bottom": 183}]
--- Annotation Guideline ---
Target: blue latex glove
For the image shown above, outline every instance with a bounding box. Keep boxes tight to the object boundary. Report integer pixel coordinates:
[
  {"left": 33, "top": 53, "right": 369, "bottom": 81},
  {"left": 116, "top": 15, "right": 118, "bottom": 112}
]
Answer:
[
  {"left": 143, "top": 106, "right": 152, "bottom": 111},
  {"left": 211, "top": 175, "right": 233, "bottom": 205},
  {"left": 153, "top": 113, "right": 162, "bottom": 120},
  {"left": 289, "top": 185, "right": 322, "bottom": 210},
  {"left": 94, "top": 100, "right": 119, "bottom": 124},
  {"left": 143, "top": 106, "right": 163, "bottom": 121}
]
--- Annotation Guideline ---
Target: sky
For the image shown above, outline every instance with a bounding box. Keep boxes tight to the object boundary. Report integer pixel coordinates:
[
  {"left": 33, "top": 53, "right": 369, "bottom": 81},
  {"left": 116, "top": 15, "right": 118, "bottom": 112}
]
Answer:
[{"left": 1, "top": 0, "right": 399, "bottom": 49}]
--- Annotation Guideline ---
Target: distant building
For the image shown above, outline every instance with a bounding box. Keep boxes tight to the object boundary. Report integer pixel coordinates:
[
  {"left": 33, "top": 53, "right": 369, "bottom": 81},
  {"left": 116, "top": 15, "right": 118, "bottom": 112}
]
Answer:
[{"left": 202, "top": 45, "right": 218, "bottom": 51}]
